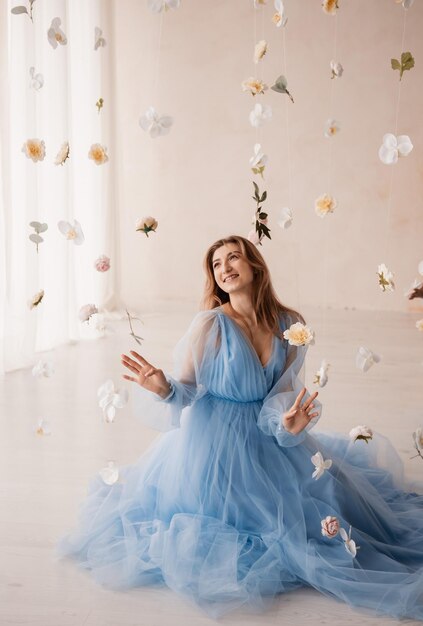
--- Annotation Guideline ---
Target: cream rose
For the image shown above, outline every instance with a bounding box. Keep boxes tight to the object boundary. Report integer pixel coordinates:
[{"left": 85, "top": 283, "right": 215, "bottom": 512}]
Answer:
[
  {"left": 315, "top": 193, "right": 337, "bottom": 218},
  {"left": 283, "top": 322, "right": 315, "bottom": 347},
  {"left": 136, "top": 216, "right": 158, "bottom": 237},
  {"left": 22, "top": 139, "right": 46, "bottom": 163},
  {"left": 321, "top": 516, "right": 339, "bottom": 538},
  {"left": 88, "top": 143, "right": 109, "bottom": 165},
  {"left": 242, "top": 77, "right": 268, "bottom": 96}
]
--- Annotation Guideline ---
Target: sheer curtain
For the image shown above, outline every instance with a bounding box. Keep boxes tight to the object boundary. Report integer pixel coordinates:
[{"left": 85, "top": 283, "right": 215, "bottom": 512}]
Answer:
[{"left": 0, "top": 0, "right": 117, "bottom": 373}]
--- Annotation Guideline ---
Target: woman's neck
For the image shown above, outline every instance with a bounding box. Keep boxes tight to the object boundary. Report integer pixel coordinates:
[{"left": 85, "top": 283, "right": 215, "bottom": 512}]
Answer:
[{"left": 226, "top": 293, "right": 257, "bottom": 326}]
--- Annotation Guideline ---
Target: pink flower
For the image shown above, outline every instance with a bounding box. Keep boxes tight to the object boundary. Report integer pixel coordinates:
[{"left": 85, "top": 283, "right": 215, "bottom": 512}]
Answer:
[
  {"left": 321, "top": 516, "right": 340, "bottom": 538},
  {"left": 94, "top": 255, "right": 111, "bottom": 272},
  {"left": 78, "top": 304, "right": 98, "bottom": 323},
  {"left": 247, "top": 229, "right": 261, "bottom": 246}
]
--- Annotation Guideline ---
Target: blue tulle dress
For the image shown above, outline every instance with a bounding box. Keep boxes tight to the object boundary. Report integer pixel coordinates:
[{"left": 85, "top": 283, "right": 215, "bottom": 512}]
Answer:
[{"left": 58, "top": 308, "right": 423, "bottom": 619}]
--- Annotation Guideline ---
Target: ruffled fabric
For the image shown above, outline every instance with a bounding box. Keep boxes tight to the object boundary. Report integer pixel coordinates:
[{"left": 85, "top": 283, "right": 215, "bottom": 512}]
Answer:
[{"left": 58, "top": 309, "right": 423, "bottom": 619}]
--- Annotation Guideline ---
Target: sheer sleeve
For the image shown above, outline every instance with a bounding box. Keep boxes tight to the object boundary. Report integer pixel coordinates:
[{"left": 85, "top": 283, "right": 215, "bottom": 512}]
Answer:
[
  {"left": 132, "top": 310, "right": 220, "bottom": 432},
  {"left": 257, "top": 313, "right": 322, "bottom": 447}
]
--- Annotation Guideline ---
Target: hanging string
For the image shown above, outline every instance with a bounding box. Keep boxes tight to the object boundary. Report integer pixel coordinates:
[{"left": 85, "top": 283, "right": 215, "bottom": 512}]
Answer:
[{"left": 152, "top": 9, "right": 165, "bottom": 103}]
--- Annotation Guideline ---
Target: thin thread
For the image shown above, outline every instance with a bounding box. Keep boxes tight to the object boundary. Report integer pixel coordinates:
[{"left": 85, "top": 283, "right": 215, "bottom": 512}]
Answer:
[{"left": 152, "top": 9, "right": 164, "bottom": 102}]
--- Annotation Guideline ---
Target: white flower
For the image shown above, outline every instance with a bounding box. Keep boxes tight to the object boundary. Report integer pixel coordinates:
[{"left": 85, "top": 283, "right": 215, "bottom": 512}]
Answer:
[
  {"left": 242, "top": 77, "right": 268, "bottom": 96},
  {"left": 349, "top": 425, "right": 373, "bottom": 444},
  {"left": 330, "top": 60, "right": 343, "bottom": 79},
  {"left": 378, "top": 133, "right": 413, "bottom": 165},
  {"left": 339, "top": 526, "right": 360, "bottom": 558},
  {"left": 249, "top": 103, "right": 272, "bottom": 128},
  {"left": 58, "top": 219, "right": 85, "bottom": 245},
  {"left": 254, "top": 40, "right": 267, "bottom": 64},
  {"left": 272, "top": 0, "right": 287, "bottom": 27},
  {"left": 22, "top": 139, "right": 45, "bottom": 162},
  {"left": 416, "top": 319, "right": 423, "bottom": 332},
  {"left": 94, "top": 27, "right": 106, "bottom": 50},
  {"left": 396, "top": 0, "right": 415, "bottom": 9},
  {"left": 28, "top": 289, "right": 44, "bottom": 310},
  {"left": 148, "top": 0, "right": 180, "bottom": 13},
  {"left": 136, "top": 216, "right": 158, "bottom": 237},
  {"left": 412, "top": 427, "right": 423, "bottom": 452},
  {"left": 97, "top": 380, "right": 128, "bottom": 423},
  {"left": 90, "top": 313, "right": 114, "bottom": 337},
  {"left": 249, "top": 143, "right": 268, "bottom": 177},
  {"left": 315, "top": 193, "right": 337, "bottom": 218},
  {"left": 47, "top": 17, "right": 67, "bottom": 49},
  {"left": 322, "top": 0, "right": 339, "bottom": 15},
  {"left": 139, "top": 106, "right": 173, "bottom": 138},
  {"left": 99, "top": 460, "right": 119, "bottom": 485},
  {"left": 253, "top": 0, "right": 267, "bottom": 6},
  {"left": 283, "top": 322, "right": 315, "bottom": 347},
  {"left": 88, "top": 143, "right": 109, "bottom": 165},
  {"left": 29, "top": 67, "right": 44, "bottom": 90},
  {"left": 277, "top": 207, "right": 293, "bottom": 229},
  {"left": 355, "top": 346, "right": 381, "bottom": 372},
  {"left": 324, "top": 119, "right": 340, "bottom": 138},
  {"left": 418, "top": 260, "right": 423, "bottom": 276},
  {"left": 247, "top": 229, "right": 261, "bottom": 246},
  {"left": 405, "top": 278, "right": 423, "bottom": 298},
  {"left": 311, "top": 451, "right": 332, "bottom": 480},
  {"left": 54, "top": 142, "right": 69, "bottom": 166},
  {"left": 313, "top": 360, "right": 330, "bottom": 387},
  {"left": 321, "top": 516, "right": 340, "bottom": 538},
  {"left": 35, "top": 419, "right": 51, "bottom": 436},
  {"left": 377, "top": 263, "right": 395, "bottom": 292},
  {"left": 78, "top": 304, "right": 98, "bottom": 323},
  {"left": 32, "top": 360, "right": 54, "bottom": 378}
]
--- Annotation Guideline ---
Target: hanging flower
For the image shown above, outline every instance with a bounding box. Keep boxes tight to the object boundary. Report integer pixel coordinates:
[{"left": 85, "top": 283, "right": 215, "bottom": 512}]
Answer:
[
  {"left": 313, "top": 360, "right": 330, "bottom": 387},
  {"left": 405, "top": 278, "right": 423, "bottom": 300},
  {"left": 148, "top": 0, "right": 180, "bottom": 13},
  {"left": 96, "top": 98, "right": 104, "bottom": 114},
  {"left": 396, "top": 0, "right": 415, "bottom": 8},
  {"left": 99, "top": 460, "right": 119, "bottom": 485},
  {"left": 28, "top": 289, "right": 44, "bottom": 310},
  {"left": 249, "top": 103, "right": 272, "bottom": 128},
  {"left": 247, "top": 229, "right": 261, "bottom": 246},
  {"left": 139, "top": 106, "right": 173, "bottom": 138},
  {"left": 416, "top": 319, "right": 423, "bottom": 332},
  {"left": 412, "top": 428, "right": 423, "bottom": 453},
  {"left": 94, "top": 255, "right": 111, "bottom": 272},
  {"left": 32, "top": 360, "right": 54, "bottom": 378},
  {"left": 253, "top": 0, "right": 267, "bottom": 6},
  {"left": 94, "top": 27, "right": 106, "bottom": 50},
  {"left": 378, "top": 133, "right": 413, "bottom": 164},
  {"left": 58, "top": 219, "right": 85, "bottom": 245},
  {"left": 97, "top": 379, "right": 128, "bottom": 423},
  {"left": 88, "top": 143, "right": 109, "bottom": 165},
  {"left": 324, "top": 119, "right": 340, "bottom": 138},
  {"left": 277, "top": 207, "right": 293, "bottom": 229},
  {"left": 249, "top": 143, "right": 268, "bottom": 178},
  {"left": 322, "top": 0, "right": 339, "bottom": 15},
  {"left": 54, "top": 142, "right": 70, "bottom": 166},
  {"left": 355, "top": 346, "right": 381, "bottom": 372},
  {"left": 315, "top": 193, "right": 337, "bottom": 218},
  {"left": 28, "top": 221, "right": 48, "bottom": 253},
  {"left": 35, "top": 419, "right": 51, "bottom": 436},
  {"left": 272, "top": 0, "right": 287, "bottom": 26},
  {"left": 321, "top": 516, "right": 339, "bottom": 538},
  {"left": 136, "top": 216, "right": 158, "bottom": 237},
  {"left": 311, "top": 451, "right": 332, "bottom": 480},
  {"left": 339, "top": 526, "right": 360, "bottom": 557},
  {"left": 271, "top": 75, "right": 294, "bottom": 103},
  {"left": 29, "top": 67, "right": 44, "bottom": 90},
  {"left": 242, "top": 77, "right": 268, "bottom": 96},
  {"left": 78, "top": 304, "right": 98, "bottom": 323},
  {"left": 91, "top": 313, "right": 114, "bottom": 337},
  {"left": 377, "top": 263, "right": 395, "bottom": 292},
  {"left": 349, "top": 425, "right": 373, "bottom": 444},
  {"left": 283, "top": 322, "right": 315, "bottom": 346},
  {"left": 254, "top": 40, "right": 267, "bottom": 64},
  {"left": 330, "top": 60, "right": 343, "bottom": 79},
  {"left": 47, "top": 17, "right": 67, "bottom": 49},
  {"left": 22, "top": 139, "right": 45, "bottom": 163}
]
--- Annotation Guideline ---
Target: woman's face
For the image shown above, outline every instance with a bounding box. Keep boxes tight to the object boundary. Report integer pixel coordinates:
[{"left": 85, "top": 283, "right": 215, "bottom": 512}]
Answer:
[{"left": 212, "top": 244, "right": 255, "bottom": 295}]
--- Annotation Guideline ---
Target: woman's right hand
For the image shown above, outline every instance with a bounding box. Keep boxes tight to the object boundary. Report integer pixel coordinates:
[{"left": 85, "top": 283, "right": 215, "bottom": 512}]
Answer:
[{"left": 121, "top": 350, "right": 171, "bottom": 399}]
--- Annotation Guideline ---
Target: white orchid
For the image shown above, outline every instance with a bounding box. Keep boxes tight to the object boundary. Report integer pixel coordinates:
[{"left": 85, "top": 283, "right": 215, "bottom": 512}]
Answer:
[
  {"left": 29, "top": 67, "right": 44, "bottom": 90},
  {"left": 28, "top": 289, "right": 44, "bottom": 310},
  {"left": 99, "top": 460, "right": 119, "bottom": 485},
  {"left": 272, "top": 0, "right": 287, "bottom": 27},
  {"left": 349, "top": 425, "right": 373, "bottom": 444},
  {"left": 324, "top": 119, "right": 340, "bottom": 138},
  {"left": 311, "top": 451, "right": 332, "bottom": 480},
  {"left": 148, "top": 0, "right": 180, "bottom": 13},
  {"left": 313, "top": 360, "right": 330, "bottom": 387},
  {"left": 377, "top": 263, "right": 395, "bottom": 292},
  {"left": 254, "top": 40, "right": 267, "bottom": 64},
  {"left": 94, "top": 27, "right": 106, "bottom": 50},
  {"left": 139, "top": 106, "right": 173, "bottom": 138},
  {"left": 330, "top": 59, "right": 343, "bottom": 79},
  {"left": 47, "top": 17, "right": 67, "bottom": 49},
  {"left": 78, "top": 304, "right": 98, "bottom": 323},
  {"left": 32, "top": 360, "right": 54, "bottom": 378},
  {"left": 97, "top": 380, "right": 128, "bottom": 423},
  {"left": 250, "top": 143, "right": 268, "bottom": 177},
  {"left": 35, "top": 419, "right": 51, "bottom": 436},
  {"left": 249, "top": 103, "right": 272, "bottom": 128},
  {"left": 277, "top": 207, "right": 293, "bottom": 229},
  {"left": 283, "top": 322, "right": 315, "bottom": 347},
  {"left": 378, "top": 133, "right": 413, "bottom": 165},
  {"left": 355, "top": 347, "right": 380, "bottom": 372},
  {"left": 339, "top": 526, "right": 360, "bottom": 558},
  {"left": 58, "top": 219, "right": 84, "bottom": 245},
  {"left": 54, "top": 142, "right": 70, "bottom": 166}
]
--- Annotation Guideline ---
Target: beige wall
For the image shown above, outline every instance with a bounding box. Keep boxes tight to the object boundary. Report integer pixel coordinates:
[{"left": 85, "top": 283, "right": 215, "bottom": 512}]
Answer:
[{"left": 110, "top": 0, "right": 423, "bottom": 314}]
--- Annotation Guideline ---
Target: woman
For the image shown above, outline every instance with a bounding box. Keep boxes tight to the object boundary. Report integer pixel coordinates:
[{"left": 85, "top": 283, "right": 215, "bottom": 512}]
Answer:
[{"left": 59, "top": 235, "right": 423, "bottom": 620}]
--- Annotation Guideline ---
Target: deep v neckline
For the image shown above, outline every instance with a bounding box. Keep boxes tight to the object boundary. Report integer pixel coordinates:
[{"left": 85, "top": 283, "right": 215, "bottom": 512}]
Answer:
[{"left": 217, "top": 308, "right": 275, "bottom": 369}]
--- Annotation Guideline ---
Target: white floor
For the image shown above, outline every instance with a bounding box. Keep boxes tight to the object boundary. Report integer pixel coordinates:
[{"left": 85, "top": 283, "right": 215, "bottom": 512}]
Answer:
[{"left": 1, "top": 306, "right": 423, "bottom": 626}]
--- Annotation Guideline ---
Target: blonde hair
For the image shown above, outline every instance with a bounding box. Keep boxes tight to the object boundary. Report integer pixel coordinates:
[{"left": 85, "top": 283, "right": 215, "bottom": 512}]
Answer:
[{"left": 202, "top": 235, "right": 304, "bottom": 336}]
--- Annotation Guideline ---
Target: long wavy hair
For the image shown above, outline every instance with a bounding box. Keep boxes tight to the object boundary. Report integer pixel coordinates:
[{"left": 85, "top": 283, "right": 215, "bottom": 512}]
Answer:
[{"left": 202, "top": 235, "right": 304, "bottom": 336}]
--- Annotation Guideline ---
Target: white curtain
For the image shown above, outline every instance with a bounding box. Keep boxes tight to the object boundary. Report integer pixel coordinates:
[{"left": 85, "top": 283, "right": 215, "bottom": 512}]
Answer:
[{"left": 0, "top": 0, "right": 117, "bottom": 373}]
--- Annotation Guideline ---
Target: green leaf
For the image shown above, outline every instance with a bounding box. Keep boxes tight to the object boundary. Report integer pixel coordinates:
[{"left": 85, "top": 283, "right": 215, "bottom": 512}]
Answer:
[
  {"left": 401, "top": 51, "right": 415, "bottom": 69},
  {"left": 11, "top": 5, "right": 28, "bottom": 14},
  {"left": 391, "top": 58, "right": 401, "bottom": 71},
  {"left": 259, "top": 212, "right": 267, "bottom": 220},
  {"left": 253, "top": 181, "right": 259, "bottom": 194},
  {"left": 271, "top": 74, "right": 288, "bottom": 93},
  {"left": 260, "top": 191, "right": 267, "bottom": 203}
]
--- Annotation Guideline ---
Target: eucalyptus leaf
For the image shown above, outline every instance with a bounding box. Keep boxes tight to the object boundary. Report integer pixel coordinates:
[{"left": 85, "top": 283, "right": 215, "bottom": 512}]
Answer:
[
  {"left": 37, "top": 223, "right": 48, "bottom": 233},
  {"left": 260, "top": 191, "right": 267, "bottom": 203},
  {"left": 29, "top": 234, "right": 43, "bottom": 244},
  {"left": 29, "top": 220, "right": 42, "bottom": 229},
  {"left": 11, "top": 6, "right": 28, "bottom": 15},
  {"left": 259, "top": 212, "right": 268, "bottom": 220},
  {"left": 271, "top": 75, "right": 288, "bottom": 93}
]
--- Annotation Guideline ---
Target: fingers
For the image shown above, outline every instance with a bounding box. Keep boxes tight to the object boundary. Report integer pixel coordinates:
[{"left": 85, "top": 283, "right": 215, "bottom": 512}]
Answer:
[
  {"left": 302, "top": 390, "right": 319, "bottom": 410},
  {"left": 130, "top": 350, "right": 151, "bottom": 368},
  {"left": 309, "top": 412, "right": 319, "bottom": 419},
  {"left": 121, "top": 358, "right": 140, "bottom": 375},
  {"left": 122, "top": 374, "right": 136, "bottom": 383},
  {"left": 293, "top": 387, "right": 306, "bottom": 409},
  {"left": 121, "top": 354, "right": 146, "bottom": 373},
  {"left": 143, "top": 367, "right": 157, "bottom": 378}
]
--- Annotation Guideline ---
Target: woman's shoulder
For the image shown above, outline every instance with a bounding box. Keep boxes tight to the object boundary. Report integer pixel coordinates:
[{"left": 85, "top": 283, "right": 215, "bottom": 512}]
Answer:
[{"left": 278, "top": 309, "right": 303, "bottom": 332}]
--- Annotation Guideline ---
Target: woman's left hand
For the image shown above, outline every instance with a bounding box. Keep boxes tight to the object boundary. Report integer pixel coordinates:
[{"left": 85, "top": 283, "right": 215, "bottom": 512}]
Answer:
[{"left": 282, "top": 388, "right": 319, "bottom": 435}]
